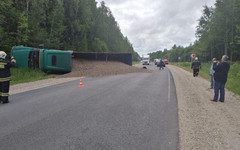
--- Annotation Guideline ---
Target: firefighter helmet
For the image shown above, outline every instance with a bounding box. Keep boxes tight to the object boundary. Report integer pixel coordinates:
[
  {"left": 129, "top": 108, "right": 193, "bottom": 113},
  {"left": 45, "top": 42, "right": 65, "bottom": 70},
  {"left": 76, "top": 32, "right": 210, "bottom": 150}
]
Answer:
[{"left": 0, "top": 51, "right": 7, "bottom": 59}]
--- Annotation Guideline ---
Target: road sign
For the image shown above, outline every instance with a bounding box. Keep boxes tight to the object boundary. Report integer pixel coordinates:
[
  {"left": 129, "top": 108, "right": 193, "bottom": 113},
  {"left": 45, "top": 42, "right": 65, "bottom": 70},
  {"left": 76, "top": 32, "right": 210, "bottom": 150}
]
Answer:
[{"left": 191, "top": 54, "right": 195, "bottom": 58}]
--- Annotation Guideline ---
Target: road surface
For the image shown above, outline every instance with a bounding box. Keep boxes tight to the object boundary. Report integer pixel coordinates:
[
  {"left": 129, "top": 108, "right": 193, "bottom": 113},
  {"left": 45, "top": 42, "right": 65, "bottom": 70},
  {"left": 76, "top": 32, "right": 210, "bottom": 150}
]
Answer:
[{"left": 0, "top": 64, "right": 179, "bottom": 150}]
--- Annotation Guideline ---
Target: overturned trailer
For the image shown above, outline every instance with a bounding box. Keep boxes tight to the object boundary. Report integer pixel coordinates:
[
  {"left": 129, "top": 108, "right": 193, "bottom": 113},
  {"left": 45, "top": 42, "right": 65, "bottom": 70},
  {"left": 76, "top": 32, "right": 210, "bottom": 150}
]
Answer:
[
  {"left": 11, "top": 46, "right": 133, "bottom": 73},
  {"left": 72, "top": 52, "right": 132, "bottom": 66}
]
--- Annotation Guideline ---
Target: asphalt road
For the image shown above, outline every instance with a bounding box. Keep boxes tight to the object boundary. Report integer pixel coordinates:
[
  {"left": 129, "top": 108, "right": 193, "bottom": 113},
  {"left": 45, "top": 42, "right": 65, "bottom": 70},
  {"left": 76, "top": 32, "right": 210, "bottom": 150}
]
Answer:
[{"left": 0, "top": 64, "right": 179, "bottom": 150}]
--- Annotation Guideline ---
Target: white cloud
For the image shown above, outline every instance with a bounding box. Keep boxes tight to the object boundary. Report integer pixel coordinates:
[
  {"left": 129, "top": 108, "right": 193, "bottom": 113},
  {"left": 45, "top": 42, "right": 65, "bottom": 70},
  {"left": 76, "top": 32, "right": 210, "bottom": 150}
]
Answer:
[{"left": 96, "top": 0, "right": 216, "bottom": 55}]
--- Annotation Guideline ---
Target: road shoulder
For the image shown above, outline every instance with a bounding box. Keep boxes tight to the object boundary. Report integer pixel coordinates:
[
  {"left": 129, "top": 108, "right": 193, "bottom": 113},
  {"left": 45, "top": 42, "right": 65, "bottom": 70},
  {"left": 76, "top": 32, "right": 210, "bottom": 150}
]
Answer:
[
  {"left": 167, "top": 65, "right": 240, "bottom": 150},
  {"left": 10, "top": 77, "right": 79, "bottom": 95}
]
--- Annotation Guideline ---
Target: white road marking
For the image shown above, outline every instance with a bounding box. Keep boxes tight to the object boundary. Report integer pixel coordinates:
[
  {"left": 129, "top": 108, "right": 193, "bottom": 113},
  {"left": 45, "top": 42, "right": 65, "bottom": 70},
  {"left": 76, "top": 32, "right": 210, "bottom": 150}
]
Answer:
[{"left": 168, "top": 69, "right": 171, "bottom": 102}]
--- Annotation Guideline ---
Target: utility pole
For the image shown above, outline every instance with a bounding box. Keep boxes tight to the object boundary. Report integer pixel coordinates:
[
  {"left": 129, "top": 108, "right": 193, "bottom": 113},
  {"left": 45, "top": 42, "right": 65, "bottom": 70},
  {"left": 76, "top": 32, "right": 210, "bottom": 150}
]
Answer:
[
  {"left": 231, "top": 0, "right": 235, "bottom": 61},
  {"left": 26, "top": 0, "right": 29, "bottom": 20}
]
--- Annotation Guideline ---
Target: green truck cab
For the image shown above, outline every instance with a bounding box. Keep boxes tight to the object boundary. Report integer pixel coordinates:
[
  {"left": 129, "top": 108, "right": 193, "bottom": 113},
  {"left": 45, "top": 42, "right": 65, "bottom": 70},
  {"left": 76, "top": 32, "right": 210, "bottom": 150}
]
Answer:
[{"left": 11, "top": 46, "right": 72, "bottom": 73}]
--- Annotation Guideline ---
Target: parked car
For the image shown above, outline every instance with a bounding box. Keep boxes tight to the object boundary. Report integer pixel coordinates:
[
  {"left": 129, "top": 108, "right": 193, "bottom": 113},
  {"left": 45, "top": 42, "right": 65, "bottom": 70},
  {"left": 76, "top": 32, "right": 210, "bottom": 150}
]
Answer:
[
  {"left": 156, "top": 60, "right": 165, "bottom": 67},
  {"left": 154, "top": 59, "right": 160, "bottom": 65},
  {"left": 163, "top": 59, "right": 168, "bottom": 65}
]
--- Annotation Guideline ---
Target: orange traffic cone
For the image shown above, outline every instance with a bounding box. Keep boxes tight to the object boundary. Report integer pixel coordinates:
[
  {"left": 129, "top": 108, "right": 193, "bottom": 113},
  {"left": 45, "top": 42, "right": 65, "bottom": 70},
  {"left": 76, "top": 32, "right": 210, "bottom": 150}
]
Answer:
[{"left": 78, "top": 77, "right": 84, "bottom": 87}]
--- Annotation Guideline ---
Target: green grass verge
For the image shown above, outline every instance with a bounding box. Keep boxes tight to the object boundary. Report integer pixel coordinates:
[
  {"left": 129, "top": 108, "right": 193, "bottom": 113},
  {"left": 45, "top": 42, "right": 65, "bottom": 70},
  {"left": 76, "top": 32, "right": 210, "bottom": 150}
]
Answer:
[
  {"left": 132, "top": 61, "right": 140, "bottom": 65},
  {"left": 10, "top": 67, "right": 54, "bottom": 85},
  {"left": 171, "top": 62, "right": 240, "bottom": 95}
]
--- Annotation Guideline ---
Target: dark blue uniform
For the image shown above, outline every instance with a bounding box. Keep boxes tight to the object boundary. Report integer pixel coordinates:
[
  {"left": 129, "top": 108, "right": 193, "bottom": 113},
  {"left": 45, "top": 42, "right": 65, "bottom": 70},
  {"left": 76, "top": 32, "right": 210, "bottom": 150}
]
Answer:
[
  {"left": 0, "top": 58, "right": 16, "bottom": 103},
  {"left": 191, "top": 61, "right": 201, "bottom": 77}
]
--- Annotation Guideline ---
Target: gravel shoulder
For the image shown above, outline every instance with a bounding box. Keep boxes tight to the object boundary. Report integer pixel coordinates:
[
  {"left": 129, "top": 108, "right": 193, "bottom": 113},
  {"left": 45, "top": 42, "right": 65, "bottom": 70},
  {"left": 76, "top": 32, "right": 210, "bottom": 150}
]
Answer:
[
  {"left": 167, "top": 65, "right": 240, "bottom": 150},
  {"left": 9, "top": 62, "right": 240, "bottom": 149},
  {"left": 9, "top": 77, "right": 80, "bottom": 95}
]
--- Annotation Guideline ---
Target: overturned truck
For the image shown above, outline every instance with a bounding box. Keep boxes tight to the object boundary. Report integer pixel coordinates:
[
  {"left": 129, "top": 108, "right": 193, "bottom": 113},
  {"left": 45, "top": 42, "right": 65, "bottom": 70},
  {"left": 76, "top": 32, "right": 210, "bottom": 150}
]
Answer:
[{"left": 11, "top": 46, "right": 132, "bottom": 73}]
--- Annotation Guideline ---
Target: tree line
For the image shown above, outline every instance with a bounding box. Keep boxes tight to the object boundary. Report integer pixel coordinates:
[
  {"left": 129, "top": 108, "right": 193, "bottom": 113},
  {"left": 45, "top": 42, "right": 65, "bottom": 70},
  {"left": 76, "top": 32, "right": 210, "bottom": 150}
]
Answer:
[
  {"left": 150, "top": 0, "right": 240, "bottom": 62},
  {"left": 0, "top": 0, "right": 139, "bottom": 60}
]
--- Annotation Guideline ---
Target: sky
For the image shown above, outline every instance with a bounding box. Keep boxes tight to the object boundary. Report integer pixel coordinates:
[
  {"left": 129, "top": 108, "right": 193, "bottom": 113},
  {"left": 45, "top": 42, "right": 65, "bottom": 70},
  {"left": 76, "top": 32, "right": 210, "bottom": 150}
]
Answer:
[{"left": 95, "top": 0, "right": 216, "bottom": 55}]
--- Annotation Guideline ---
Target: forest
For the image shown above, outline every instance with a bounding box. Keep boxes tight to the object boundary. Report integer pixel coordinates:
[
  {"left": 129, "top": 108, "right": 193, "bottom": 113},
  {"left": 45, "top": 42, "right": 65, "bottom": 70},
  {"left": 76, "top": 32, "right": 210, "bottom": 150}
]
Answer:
[
  {"left": 1, "top": 0, "right": 240, "bottom": 63},
  {"left": 0, "top": 0, "right": 139, "bottom": 60},
  {"left": 150, "top": 0, "right": 240, "bottom": 62}
]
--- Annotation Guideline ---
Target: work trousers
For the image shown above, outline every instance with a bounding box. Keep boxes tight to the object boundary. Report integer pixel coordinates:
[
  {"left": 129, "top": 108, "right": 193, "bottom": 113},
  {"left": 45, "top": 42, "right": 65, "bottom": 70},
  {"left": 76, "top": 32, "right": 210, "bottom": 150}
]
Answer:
[
  {"left": 159, "top": 65, "right": 164, "bottom": 70},
  {"left": 193, "top": 69, "right": 199, "bottom": 77},
  {"left": 210, "top": 75, "right": 214, "bottom": 88},
  {"left": 0, "top": 81, "right": 10, "bottom": 103},
  {"left": 213, "top": 81, "right": 225, "bottom": 102}
]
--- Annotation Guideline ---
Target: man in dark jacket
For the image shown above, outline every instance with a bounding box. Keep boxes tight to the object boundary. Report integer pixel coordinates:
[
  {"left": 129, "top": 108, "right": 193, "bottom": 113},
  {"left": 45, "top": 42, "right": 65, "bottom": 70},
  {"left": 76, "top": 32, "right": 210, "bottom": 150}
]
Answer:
[
  {"left": 212, "top": 55, "right": 230, "bottom": 102},
  {"left": 159, "top": 59, "right": 165, "bottom": 70},
  {"left": 0, "top": 51, "right": 16, "bottom": 104},
  {"left": 191, "top": 57, "right": 201, "bottom": 77}
]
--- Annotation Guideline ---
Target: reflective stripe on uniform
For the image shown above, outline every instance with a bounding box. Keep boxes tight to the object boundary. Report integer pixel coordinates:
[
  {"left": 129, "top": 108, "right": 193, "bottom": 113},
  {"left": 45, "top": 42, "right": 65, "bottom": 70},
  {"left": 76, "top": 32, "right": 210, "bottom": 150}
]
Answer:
[
  {"left": 0, "top": 77, "right": 12, "bottom": 82},
  {"left": 0, "top": 62, "right": 7, "bottom": 68},
  {"left": 1, "top": 92, "right": 9, "bottom": 96}
]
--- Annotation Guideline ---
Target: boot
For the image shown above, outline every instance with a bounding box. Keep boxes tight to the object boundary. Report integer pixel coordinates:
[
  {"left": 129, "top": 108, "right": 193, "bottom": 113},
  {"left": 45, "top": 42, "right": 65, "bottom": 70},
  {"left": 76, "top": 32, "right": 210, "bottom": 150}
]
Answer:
[{"left": 2, "top": 97, "right": 9, "bottom": 104}]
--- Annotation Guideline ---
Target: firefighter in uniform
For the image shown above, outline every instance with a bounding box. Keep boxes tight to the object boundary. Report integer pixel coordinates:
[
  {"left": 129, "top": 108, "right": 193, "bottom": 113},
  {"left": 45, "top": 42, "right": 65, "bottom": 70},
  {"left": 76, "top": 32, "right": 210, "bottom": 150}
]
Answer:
[
  {"left": 0, "top": 51, "right": 16, "bottom": 104},
  {"left": 191, "top": 57, "right": 201, "bottom": 77}
]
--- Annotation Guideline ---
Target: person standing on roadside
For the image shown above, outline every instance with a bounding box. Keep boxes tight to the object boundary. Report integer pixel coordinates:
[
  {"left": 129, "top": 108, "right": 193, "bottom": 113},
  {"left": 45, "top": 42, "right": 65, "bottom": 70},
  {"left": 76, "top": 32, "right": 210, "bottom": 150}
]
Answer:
[
  {"left": 159, "top": 59, "right": 164, "bottom": 70},
  {"left": 209, "top": 58, "right": 217, "bottom": 89},
  {"left": 212, "top": 55, "right": 230, "bottom": 102},
  {"left": 191, "top": 57, "right": 201, "bottom": 77},
  {"left": 0, "top": 51, "right": 16, "bottom": 104}
]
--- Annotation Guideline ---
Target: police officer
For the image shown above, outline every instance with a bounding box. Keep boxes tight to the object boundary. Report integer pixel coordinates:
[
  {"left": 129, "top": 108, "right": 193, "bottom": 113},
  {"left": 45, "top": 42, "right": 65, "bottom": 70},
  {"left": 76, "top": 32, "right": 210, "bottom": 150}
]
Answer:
[
  {"left": 191, "top": 57, "right": 201, "bottom": 77},
  {"left": 0, "top": 51, "right": 16, "bottom": 104}
]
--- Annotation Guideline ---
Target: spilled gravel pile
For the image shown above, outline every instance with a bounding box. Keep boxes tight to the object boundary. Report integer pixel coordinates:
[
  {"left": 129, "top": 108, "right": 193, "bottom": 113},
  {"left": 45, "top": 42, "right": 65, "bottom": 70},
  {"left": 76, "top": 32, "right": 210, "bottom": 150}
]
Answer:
[{"left": 57, "top": 59, "right": 153, "bottom": 78}]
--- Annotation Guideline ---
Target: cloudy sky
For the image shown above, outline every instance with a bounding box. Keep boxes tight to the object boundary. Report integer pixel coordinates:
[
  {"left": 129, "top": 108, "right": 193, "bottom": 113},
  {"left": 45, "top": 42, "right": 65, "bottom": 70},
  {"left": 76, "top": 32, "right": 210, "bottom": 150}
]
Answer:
[{"left": 95, "top": 0, "right": 216, "bottom": 55}]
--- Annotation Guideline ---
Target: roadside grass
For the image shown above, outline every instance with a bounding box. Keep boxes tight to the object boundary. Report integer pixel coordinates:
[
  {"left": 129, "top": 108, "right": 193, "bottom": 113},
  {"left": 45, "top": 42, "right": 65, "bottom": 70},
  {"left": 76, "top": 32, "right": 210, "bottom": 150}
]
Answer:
[
  {"left": 171, "top": 62, "right": 240, "bottom": 95},
  {"left": 10, "top": 67, "right": 54, "bottom": 85},
  {"left": 132, "top": 61, "right": 140, "bottom": 65},
  {"left": 226, "top": 62, "right": 240, "bottom": 95}
]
